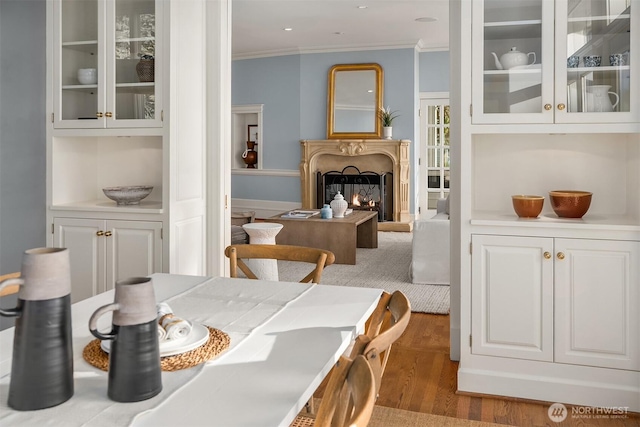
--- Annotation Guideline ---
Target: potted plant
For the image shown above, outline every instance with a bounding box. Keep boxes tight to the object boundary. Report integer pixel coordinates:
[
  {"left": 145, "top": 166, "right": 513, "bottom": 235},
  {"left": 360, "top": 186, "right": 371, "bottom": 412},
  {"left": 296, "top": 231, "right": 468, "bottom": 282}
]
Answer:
[{"left": 378, "top": 106, "right": 399, "bottom": 139}]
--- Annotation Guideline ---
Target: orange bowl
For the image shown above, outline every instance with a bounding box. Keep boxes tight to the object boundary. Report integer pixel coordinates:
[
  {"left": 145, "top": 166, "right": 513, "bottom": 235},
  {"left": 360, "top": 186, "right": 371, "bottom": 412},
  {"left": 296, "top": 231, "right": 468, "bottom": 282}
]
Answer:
[
  {"left": 549, "top": 190, "right": 592, "bottom": 218},
  {"left": 512, "top": 195, "right": 544, "bottom": 218}
]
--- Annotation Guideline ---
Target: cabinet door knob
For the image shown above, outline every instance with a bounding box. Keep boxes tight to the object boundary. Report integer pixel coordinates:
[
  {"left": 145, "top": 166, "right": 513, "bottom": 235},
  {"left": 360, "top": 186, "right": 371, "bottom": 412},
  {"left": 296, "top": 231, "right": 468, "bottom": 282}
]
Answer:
[
  {"left": 96, "top": 112, "right": 103, "bottom": 118},
  {"left": 544, "top": 251, "right": 551, "bottom": 259},
  {"left": 557, "top": 104, "right": 566, "bottom": 110},
  {"left": 557, "top": 252, "right": 565, "bottom": 260},
  {"left": 105, "top": 231, "right": 112, "bottom": 237},
  {"left": 544, "top": 104, "right": 552, "bottom": 111},
  {"left": 96, "top": 230, "right": 104, "bottom": 236},
  {"left": 105, "top": 112, "right": 113, "bottom": 118}
]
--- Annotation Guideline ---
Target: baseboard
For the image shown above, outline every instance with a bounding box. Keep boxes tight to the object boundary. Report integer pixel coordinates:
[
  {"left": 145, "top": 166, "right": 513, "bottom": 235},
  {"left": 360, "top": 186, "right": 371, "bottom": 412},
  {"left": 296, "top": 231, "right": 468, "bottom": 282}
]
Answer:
[
  {"left": 379, "top": 221, "right": 413, "bottom": 232},
  {"left": 458, "top": 365, "right": 640, "bottom": 412},
  {"left": 231, "top": 198, "right": 301, "bottom": 220}
]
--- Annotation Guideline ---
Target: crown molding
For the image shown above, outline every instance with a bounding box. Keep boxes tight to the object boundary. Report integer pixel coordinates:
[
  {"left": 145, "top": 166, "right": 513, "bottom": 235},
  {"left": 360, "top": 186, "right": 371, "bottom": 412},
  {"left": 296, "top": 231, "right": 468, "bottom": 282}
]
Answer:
[{"left": 232, "top": 39, "right": 448, "bottom": 61}]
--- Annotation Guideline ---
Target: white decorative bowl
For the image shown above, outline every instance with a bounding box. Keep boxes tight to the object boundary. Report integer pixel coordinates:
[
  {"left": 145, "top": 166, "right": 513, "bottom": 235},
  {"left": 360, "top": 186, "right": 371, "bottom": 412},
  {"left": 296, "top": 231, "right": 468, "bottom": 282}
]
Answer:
[
  {"left": 103, "top": 186, "right": 153, "bottom": 205},
  {"left": 77, "top": 68, "right": 97, "bottom": 85}
]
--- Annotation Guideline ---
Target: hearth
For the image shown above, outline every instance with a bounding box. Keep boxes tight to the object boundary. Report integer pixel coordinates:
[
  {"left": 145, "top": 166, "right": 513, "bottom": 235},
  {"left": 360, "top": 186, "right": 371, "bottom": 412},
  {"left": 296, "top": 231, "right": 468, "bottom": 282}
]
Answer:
[{"left": 317, "top": 166, "right": 393, "bottom": 221}]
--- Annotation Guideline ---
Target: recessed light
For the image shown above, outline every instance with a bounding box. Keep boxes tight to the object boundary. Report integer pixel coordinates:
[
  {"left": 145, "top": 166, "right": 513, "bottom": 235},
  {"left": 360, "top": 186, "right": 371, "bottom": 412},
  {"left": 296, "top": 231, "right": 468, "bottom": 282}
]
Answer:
[
  {"left": 333, "top": 32, "right": 344, "bottom": 35},
  {"left": 415, "top": 17, "right": 437, "bottom": 23},
  {"left": 357, "top": 5, "right": 368, "bottom": 9},
  {"left": 367, "top": 90, "right": 373, "bottom": 93},
  {"left": 283, "top": 27, "right": 293, "bottom": 31}
]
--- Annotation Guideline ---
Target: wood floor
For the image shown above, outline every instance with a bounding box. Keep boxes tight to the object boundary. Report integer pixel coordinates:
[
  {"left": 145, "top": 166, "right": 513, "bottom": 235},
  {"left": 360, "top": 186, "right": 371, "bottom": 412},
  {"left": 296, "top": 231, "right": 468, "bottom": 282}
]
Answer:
[{"left": 320, "top": 312, "right": 640, "bottom": 426}]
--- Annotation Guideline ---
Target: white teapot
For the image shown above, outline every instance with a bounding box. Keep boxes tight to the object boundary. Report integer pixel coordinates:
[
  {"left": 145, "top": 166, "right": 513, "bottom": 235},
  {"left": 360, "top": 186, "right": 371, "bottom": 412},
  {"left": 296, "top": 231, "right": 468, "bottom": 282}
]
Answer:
[{"left": 491, "top": 47, "right": 536, "bottom": 70}]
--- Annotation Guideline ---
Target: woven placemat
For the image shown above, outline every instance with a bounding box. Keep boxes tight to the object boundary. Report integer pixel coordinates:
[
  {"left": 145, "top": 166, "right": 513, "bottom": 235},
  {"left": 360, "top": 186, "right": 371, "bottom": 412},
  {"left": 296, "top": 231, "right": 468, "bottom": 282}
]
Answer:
[{"left": 82, "top": 326, "right": 230, "bottom": 372}]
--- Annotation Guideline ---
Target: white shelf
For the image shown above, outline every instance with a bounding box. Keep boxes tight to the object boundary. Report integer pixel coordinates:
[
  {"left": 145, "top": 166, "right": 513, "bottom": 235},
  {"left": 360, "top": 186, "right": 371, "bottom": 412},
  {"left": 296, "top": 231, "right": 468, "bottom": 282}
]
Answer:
[
  {"left": 471, "top": 212, "right": 640, "bottom": 231},
  {"left": 566, "top": 65, "right": 630, "bottom": 73},
  {"left": 115, "top": 37, "right": 155, "bottom": 43},
  {"left": 51, "top": 199, "right": 163, "bottom": 214},
  {"left": 62, "top": 84, "right": 98, "bottom": 90}
]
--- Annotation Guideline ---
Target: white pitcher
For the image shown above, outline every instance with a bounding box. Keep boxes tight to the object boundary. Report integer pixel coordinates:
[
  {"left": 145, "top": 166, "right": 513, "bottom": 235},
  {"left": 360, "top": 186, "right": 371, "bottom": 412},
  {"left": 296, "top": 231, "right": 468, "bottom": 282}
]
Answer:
[{"left": 586, "top": 85, "right": 619, "bottom": 112}]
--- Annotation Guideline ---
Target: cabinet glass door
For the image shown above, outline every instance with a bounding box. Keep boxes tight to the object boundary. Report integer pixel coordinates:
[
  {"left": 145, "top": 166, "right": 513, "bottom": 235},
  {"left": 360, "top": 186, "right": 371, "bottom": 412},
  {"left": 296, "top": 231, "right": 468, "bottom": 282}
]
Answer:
[
  {"left": 555, "top": 0, "right": 636, "bottom": 123},
  {"left": 472, "top": 0, "right": 555, "bottom": 124},
  {"left": 107, "top": 0, "right": 160, "bottom": 126},
  {"left": 55, "top": 0, "right": 104, "bottom": 128}
]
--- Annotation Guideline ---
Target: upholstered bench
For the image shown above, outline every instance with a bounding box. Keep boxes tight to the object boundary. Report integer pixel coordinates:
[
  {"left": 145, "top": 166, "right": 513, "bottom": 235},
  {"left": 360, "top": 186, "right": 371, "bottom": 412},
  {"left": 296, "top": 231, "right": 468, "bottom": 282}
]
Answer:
[{"left": 410, "top": 197, "right": 450, "bottom": 285}]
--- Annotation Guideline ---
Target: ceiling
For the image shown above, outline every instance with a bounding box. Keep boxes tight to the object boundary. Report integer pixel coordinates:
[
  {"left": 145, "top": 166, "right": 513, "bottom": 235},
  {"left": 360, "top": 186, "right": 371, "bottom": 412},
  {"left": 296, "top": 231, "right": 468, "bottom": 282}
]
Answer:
[{"left": 231, "top": 0, "right": 450, "bottom": 59}]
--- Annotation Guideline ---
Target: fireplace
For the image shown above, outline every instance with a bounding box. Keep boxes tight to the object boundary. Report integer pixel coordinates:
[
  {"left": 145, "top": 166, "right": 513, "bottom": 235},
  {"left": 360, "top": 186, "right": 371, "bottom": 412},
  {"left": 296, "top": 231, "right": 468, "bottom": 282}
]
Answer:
[
  {"left": 300, "top": 139, "right": 411, "bottom": 223},
  {"left": 318, "top": 166, "right": 393, "bottom": 222}
]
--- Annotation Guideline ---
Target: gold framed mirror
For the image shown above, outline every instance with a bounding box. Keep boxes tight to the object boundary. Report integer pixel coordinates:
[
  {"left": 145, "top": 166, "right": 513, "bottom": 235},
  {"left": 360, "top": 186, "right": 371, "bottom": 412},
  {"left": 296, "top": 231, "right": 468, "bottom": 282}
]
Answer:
[{"left": 327, "top": 63, "right": 383, "bottom": 139}]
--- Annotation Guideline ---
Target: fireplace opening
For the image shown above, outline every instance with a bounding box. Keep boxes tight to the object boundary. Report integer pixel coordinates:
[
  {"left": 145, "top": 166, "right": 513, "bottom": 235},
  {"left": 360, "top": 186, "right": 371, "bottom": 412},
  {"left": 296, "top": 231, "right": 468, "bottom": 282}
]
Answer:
[{"left": 316, "top": 166, "right": 393, "bottom": 222}]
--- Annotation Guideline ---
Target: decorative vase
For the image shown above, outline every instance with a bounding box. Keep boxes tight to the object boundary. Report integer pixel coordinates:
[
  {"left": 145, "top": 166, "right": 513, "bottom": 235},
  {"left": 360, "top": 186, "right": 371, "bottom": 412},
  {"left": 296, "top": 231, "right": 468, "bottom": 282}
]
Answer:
[
  {"left": 0, "top": 247, "right": 74, "bottom": 411},
  {"left": 383, "top": 126, "right": 393, "bottom": 139},
  {"left": 136, "top": 59, "right": 155, "bottom": 82},
  {"left": 89, "top": 276, "right": 162, "bottom": 402},
  {"left": 330, "top": 191, "right": 348, "bottom": 218},
  {"left": 242, "top": 140, "right": 258, "bottom": 168},
  {"left": 321, "top": 204, "right": 333, "bottom": 219}
]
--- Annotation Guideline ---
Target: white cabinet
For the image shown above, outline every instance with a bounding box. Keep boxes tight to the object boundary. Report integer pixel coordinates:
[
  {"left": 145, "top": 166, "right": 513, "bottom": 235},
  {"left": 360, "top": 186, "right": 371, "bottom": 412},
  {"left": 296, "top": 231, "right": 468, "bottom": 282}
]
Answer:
[
  {"left": 555, "top": 238, "right": 640, "bottom": 371},
  {"left": 471, "top": 235, "right": 553, "bottom": 362},
  {"left": 472, "top": 234, "right": 640, "bottom": 371},
  {"left": 47, "top": 0, "right": 209, "bottom": 281},
  {"left": 53, "top": 217, "right": 162, "bottom": 302},
  {"left": 472, "top": 0, "right": 638, "bottom": 124},
  {"left": 52, "top": 0, "right": 163, "bottom": 128}
]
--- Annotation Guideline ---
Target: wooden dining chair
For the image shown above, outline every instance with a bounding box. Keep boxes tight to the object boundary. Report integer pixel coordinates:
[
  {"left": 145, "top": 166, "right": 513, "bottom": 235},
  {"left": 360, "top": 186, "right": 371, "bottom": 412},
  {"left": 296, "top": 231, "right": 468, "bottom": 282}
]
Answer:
[
  {"left": 290, "top": 355, "right": 376, "bottom": 427},
  {"left": 0, "top": 272, "right": 21, "bottom": 297},
  {"left": 224, "top": 244, "right": 335, "bottom": 284},
  {"left": 350, "top": 290, "right": 411, "bottom": 396}
]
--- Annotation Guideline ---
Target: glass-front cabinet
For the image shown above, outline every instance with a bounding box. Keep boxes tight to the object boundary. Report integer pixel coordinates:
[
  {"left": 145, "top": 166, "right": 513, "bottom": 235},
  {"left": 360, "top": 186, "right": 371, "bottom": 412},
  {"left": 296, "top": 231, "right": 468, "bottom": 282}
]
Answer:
[
  {"left": 53, "top": 0, "right": 162, "bottom": 128},
  {"left": 472, "top": 0, "right": 638, "bottom": 124}
]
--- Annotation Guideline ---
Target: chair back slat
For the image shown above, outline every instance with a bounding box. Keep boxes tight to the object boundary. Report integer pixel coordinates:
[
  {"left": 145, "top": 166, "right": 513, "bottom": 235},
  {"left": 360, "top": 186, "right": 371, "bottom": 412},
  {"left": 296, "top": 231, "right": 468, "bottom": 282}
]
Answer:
[{"left": 224, "top": 244, "right": 335, "bottom": 284}]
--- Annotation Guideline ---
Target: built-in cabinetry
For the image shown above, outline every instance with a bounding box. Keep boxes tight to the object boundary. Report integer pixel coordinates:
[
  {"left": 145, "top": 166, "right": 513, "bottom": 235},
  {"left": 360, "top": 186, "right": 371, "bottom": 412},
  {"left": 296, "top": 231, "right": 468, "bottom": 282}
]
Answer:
[
  {"left": 472, "top": 234, "right": 639, "bottom": 371},
  {"left": 47, "top": 0, "right": 208, "bottom": 301},
  {"left": 473, "top": 0, "right": 638, "bottom": 124},
  {"left": 453, "top": 0, "right": 640, "bottom": 411},
  {"left": 53, "top": 218, "right": 162, "bottom": 303}
]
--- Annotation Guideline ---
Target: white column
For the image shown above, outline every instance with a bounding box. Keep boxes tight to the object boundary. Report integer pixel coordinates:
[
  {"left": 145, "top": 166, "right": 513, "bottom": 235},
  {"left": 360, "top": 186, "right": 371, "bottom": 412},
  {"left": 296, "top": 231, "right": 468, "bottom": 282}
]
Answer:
[{"left": 241, "top": 223, "right": 284, "bottom": 281}]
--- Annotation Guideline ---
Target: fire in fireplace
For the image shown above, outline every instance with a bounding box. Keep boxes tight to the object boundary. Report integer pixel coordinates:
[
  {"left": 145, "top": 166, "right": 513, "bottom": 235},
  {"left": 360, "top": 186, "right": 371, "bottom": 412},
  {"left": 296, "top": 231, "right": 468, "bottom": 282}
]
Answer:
[{"left": 316, "top": 166, "right": 393, "bottom": 222}]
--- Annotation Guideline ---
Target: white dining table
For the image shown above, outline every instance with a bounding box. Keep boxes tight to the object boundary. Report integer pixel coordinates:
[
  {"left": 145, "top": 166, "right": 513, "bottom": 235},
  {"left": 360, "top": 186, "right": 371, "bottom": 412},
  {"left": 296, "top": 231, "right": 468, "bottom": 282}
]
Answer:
[{"left": 0, "top": 273, "right": 383, "bottom": 427}]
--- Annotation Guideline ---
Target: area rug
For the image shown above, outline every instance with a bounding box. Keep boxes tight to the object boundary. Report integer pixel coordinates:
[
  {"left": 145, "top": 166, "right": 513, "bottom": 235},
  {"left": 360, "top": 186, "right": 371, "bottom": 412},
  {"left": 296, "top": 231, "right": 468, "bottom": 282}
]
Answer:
[
  {"left": 278, "top": 231, "right": 450, "bottom": 314},
  {"left": 308, "top": 399, "right": 506, "bottom": 427}
]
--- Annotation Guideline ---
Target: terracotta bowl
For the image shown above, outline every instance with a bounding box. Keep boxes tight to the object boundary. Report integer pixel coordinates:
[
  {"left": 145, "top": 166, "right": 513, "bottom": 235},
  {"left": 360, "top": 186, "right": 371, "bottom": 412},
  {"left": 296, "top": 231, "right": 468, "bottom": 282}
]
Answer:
[
  {"left": 548, "top": 190, "right": 592, "bottom": 218},
  {"left": 511, "top": 195, "right": 544, "bottom": 218}
]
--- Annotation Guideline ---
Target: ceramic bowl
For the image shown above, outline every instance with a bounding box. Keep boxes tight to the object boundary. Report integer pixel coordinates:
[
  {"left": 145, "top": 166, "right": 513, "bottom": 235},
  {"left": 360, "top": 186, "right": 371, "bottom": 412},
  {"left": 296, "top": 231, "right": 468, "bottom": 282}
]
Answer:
[
  {"left": 77, "top": 68, "right": 97, "bottom": 85},
  {"left": 103, "top": 186, "right": 153, "bottom": 205},
  {"left": 583, "top": 55, "right": 601, "bottom": 67},
  {"left": 511, "top": 195, "right": 544, "bottom": 218},
  {"left": 548, "top": 190, "right": 592, "bottom": 218},
  {"left": 567, "top": 55, "right": 579, "bottom": 68}
]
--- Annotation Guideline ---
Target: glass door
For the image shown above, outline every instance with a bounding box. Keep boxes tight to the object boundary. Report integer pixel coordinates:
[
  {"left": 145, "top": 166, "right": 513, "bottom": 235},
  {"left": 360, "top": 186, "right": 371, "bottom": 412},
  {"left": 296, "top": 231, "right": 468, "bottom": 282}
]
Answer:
[
  {"left": 471, "top": 0, "right": 555, "bottom": 124},
  {"left": 107, "top": 0, "right": 161, "bottom": 127},
  {"left": 419, "top": 96, "right": 450, "bottom": 218},
  {"left": 555, "top": 0, "right": 636, "bottom": 123},
  {"left": 54, "top": 0, "right": 105, "bottom": 128}
]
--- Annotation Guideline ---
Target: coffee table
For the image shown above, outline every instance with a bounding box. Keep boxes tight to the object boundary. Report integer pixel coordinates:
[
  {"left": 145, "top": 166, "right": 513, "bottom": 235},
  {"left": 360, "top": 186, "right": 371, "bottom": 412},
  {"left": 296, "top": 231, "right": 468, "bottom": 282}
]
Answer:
[{"left": 264, "top": 210, "right": 378, "bottom": 264}]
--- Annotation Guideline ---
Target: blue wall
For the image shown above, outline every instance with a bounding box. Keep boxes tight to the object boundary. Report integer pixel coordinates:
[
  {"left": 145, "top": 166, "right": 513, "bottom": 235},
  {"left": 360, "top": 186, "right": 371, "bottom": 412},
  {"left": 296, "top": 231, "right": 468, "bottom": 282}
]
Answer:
[{"left": 231, "top": 49, "right": 450, "bottom": 213}]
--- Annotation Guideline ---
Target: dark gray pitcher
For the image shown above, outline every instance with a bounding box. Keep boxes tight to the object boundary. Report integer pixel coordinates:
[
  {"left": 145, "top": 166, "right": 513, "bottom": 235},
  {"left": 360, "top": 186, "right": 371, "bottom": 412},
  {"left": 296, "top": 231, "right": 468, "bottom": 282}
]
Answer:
[
  {"left": 89, "top": 276, "right": 162, "bottom": 402},
  {"left": 0, "top": 247, "right": 74, "bottom": 410}
]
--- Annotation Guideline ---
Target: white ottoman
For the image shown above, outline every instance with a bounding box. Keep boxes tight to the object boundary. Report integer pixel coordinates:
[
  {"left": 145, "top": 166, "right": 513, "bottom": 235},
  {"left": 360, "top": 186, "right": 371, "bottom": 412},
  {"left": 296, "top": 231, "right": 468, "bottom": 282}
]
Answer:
[{"left": 410, "top": 198, "right": 450, "bottom": 285}]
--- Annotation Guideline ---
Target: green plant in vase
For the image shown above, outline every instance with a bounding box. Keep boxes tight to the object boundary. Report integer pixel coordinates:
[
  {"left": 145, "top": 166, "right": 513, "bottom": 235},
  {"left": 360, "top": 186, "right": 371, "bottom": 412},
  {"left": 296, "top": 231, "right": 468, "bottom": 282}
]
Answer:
[{"left": 378, "top": 106, "right": 399, "bottom": 139}]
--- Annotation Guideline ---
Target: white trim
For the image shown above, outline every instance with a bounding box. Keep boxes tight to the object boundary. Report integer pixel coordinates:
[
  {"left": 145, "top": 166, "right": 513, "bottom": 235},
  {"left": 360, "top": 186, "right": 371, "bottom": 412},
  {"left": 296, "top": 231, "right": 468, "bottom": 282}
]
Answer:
[
  {"left": 232, "top": 41, "right": 449, "bottom": 61},
  {"left": 420, "top": 91, "right": 450, "bottom": 99},
  {"left": 231, "top": 198, "right": 301, "bottom": 220},
  {"left": 231, "top": 168, "right": 299, "bottom": 177},
  {"left": 232, "top": 104, "right": 263, "bottom": 114}
]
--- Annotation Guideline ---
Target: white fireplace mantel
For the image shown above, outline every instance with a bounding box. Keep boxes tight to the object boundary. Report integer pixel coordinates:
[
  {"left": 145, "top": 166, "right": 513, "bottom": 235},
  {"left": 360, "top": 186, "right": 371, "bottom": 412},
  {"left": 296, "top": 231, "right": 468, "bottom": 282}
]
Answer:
[{"left": 299, "top": 139, "right": 411, "bottom": 223}]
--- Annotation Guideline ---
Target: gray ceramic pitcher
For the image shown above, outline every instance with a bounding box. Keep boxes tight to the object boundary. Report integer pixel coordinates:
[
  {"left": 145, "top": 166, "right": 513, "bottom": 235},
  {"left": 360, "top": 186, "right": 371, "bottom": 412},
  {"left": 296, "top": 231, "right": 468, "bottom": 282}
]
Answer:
[
  {"left": 89, "top": 276, "right": 162, "bottom": 402},
  {"left": 0, "top": 247, "right": 74, "bottom": 411}
]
